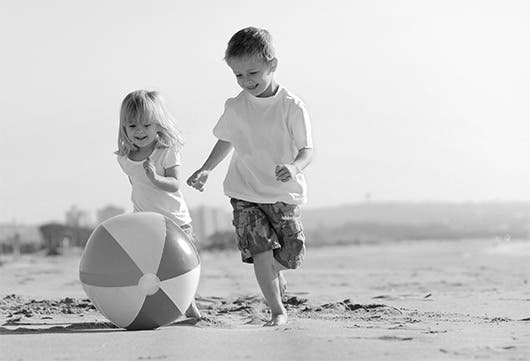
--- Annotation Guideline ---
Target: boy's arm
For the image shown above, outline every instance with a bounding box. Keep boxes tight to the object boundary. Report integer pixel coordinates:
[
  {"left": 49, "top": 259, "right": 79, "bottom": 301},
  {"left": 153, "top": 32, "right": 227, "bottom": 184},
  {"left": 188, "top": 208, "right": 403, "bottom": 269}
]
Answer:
[
  {"left": 200, "top": 140, "right": 234, "bottom": 172},
  {"left": 187, "top": 139, "right": 233, "bottom": 191},
  {"left": 292, "top": 147, "right": 313, "bottom": 172},
  {"left": 275, "top": 147, "right": 313, "bottom": 183}
]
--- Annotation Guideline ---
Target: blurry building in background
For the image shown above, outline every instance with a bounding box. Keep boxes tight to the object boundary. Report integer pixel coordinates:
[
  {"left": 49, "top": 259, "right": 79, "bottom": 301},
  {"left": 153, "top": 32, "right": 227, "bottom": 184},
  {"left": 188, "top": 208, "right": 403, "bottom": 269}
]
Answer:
[
  {"left": 61, "top": 205, "right": 95, "bottom": 251},
  {"left": 96, "top": 205, "right": 126, "bottom": 224},
  {"left": 0, "top": 223, "right": 43, "bottom": 254},
  {"left": 189, "top": 206, "right": 232, "bottom": 242},
  {"left": 65, "top": 205, "right": 92, "bottom": 228}
]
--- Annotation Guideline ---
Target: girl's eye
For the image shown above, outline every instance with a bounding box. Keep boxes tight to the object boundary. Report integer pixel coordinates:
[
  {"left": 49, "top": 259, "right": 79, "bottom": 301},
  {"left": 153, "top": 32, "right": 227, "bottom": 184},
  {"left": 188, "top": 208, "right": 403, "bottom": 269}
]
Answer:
[
  {"left": 235, "top": 74, "right": 242, "bottom": 78},
  {"left": 250, "top": 72, "right": 258, "bottom": 75},
  {"left": 144, "top": 124, "right": 152, "bottom": 127},
  {"left": 128, "top": 124, "right": 136, "bottom": 129}
]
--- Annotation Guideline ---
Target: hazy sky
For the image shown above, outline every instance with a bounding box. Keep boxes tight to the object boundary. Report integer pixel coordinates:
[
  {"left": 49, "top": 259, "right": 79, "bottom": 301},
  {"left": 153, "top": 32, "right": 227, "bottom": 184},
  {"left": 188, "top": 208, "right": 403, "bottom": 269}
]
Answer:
[{"left": 1, "top": 0, "right": 529, "bottom": 224}]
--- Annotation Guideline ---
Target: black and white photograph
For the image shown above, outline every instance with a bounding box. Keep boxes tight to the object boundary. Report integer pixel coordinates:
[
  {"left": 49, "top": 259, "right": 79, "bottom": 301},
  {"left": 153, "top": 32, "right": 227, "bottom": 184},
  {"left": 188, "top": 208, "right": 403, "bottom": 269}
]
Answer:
[{"left": 1, "top": 1, "right": 529, "bottom": 360}]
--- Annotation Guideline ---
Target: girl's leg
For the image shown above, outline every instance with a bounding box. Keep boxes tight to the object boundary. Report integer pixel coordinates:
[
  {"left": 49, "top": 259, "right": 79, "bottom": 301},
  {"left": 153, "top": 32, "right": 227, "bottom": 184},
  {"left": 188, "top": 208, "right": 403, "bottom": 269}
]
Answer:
[
  {"left": 253, "top": 250, "right": 287, "bottom": 326},
  {"left": 179, "top": 224, "right": 201, "bottom": 318},
  {"left": 185, "top": 299, "right": 201, "bottom": 318}
]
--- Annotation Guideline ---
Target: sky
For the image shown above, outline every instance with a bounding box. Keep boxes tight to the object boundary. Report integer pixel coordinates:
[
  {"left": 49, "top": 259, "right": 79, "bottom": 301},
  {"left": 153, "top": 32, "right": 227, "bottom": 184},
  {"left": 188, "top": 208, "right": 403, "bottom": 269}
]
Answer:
[{"left": 1, "top": 0, "right": 529, "bottom": 224}]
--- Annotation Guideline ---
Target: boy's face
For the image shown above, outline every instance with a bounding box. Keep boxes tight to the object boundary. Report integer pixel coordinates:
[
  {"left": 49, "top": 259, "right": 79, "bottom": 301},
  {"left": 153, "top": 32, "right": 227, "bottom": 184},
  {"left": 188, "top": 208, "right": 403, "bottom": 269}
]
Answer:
[{"left": 227, "top": 56, "right": 278, "bottom": 98}]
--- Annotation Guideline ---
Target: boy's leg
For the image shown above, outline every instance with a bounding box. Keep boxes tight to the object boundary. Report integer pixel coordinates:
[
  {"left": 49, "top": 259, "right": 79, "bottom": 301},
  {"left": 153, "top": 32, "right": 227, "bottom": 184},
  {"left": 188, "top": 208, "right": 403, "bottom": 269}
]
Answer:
[
  {"left": 272, "top": 259, "right": 287, "bottom": 297},
  {"left": 265, "top": 202, "right": 306, "bottom": 299},
  {"left": 253, "top": 250, "right": 288, "bottom": 326},
  {"left": 230, "top": 198, "right": 286, "bottom": 325},
  {"left": 264, "top": 202, "right": 305, "bottom": 271}
]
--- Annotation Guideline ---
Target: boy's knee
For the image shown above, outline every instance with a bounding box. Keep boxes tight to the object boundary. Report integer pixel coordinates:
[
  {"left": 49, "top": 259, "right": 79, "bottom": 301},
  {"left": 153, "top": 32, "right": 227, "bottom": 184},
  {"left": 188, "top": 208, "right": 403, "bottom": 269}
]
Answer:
[{"left": 253, "top": 249, "right": 273, "bottom": 264}]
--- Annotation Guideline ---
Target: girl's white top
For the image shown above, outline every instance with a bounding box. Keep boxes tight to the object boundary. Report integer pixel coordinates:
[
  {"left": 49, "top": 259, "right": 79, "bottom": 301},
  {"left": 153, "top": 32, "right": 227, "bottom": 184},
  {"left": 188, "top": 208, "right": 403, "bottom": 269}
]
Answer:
[
  {"left": 117, "top": 146, "right": 192, "bottom": 226},
  {"left": 213, "top": 86, "right": 313, "bottom": 205}
]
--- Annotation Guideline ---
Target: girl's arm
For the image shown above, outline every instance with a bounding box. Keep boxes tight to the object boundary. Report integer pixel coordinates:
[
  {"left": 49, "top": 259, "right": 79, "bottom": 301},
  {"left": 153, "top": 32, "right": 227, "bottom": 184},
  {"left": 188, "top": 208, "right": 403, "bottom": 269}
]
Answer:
[
  {"left": 187, "top": 140, "right": 233, "bottom": 192},
  {"left": 143, "top": 158, "right": 180, "bottom": 192}
]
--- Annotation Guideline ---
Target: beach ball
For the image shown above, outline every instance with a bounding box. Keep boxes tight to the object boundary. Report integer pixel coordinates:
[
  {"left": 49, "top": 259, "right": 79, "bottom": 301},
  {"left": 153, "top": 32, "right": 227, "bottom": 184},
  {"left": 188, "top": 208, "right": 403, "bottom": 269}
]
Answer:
[{"left": 79, "top": 212, "right": 200, "bottom": 330}]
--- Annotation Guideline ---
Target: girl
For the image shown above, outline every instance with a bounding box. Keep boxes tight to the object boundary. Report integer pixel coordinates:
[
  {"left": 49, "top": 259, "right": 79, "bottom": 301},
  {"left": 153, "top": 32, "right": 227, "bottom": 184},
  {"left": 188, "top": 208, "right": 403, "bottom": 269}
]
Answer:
[{"left": 116, "top": 89, "right": 201, "bottom": 319}]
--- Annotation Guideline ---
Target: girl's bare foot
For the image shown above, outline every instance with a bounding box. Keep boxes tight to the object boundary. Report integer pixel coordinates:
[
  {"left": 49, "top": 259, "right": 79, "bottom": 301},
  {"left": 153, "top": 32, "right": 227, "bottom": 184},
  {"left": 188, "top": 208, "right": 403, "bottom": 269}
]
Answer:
[
  {"left": 264, "top": 312, "right": 288, "bottom": 327},
  {"left": 185, "top": 301, "right": 201, "bottom": 319}
]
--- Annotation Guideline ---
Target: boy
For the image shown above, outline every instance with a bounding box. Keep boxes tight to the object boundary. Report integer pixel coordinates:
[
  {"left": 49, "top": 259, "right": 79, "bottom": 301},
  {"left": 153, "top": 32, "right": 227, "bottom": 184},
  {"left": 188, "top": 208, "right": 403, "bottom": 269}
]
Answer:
[{"left": 187, "top": 27, "right": 313, "bottom": 326}]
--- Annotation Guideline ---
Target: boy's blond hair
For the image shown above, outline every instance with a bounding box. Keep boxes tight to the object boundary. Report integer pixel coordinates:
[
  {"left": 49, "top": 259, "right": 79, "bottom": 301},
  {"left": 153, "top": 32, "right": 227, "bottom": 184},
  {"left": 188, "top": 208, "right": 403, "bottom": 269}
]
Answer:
[{"left": 224, "top": 27, "right": 276, "bottom": 62}]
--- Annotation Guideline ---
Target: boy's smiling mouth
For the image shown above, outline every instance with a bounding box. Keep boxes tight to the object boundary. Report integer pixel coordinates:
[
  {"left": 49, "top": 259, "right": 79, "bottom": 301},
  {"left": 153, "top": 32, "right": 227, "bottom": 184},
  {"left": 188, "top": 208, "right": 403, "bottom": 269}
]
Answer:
[{"left": 247, "top": 84, "right": 259, "bottom": 91}]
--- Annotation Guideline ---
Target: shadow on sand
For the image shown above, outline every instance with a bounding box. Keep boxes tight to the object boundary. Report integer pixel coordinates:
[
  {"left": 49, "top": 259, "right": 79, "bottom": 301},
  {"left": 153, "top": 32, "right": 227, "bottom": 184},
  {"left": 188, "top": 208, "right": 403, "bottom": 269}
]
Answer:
[{"left": 0, "top": 317, "right": 212, "bottom": 335}]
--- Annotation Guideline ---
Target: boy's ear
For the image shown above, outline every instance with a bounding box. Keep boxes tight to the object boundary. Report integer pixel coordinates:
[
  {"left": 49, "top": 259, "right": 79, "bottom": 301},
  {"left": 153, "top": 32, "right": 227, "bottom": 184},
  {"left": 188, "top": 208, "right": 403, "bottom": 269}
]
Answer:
[{"left": 269, "top": 58, "right": 278, "bottom": 72}]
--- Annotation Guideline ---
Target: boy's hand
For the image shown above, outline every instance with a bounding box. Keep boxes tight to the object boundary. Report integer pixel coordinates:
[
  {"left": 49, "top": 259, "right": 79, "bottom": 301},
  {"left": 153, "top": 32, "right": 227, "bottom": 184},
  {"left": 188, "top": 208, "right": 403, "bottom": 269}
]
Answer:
[
  {"left": 275, "top": 164, "right": 299, "bottom": 183},
  {"left": 187, "top": 169, "right": 210, "bottom": 192},
  {"left": 143, "top": 158, "right": 156, "bottom": 180}
]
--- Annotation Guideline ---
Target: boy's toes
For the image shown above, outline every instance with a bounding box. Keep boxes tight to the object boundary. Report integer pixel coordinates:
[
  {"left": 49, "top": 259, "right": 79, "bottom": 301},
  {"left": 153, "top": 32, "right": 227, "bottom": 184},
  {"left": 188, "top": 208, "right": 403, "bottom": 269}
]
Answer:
[{"left": 264, "top": 314, "right": 288, "bottom": 327}]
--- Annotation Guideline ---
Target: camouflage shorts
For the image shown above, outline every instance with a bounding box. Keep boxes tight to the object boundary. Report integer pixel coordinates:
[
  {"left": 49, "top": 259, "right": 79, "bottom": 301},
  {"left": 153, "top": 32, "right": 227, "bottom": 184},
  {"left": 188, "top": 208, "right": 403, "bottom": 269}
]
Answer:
[{"left": 230, "top": 198, "right": 305, "bottom": 269}]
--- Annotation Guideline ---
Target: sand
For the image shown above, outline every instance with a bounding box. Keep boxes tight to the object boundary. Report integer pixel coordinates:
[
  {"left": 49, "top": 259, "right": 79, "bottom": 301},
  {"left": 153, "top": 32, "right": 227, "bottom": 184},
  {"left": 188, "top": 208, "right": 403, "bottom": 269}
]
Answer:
[{"left": 1, "top": 239, "right": 529, "bottom": 360}]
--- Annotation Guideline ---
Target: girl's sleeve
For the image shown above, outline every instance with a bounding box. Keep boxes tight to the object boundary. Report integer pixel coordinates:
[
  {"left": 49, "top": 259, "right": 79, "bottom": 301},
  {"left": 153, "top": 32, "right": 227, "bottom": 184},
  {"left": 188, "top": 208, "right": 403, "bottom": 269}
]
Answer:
[
  {"left": 288, "top": 101, "right": 313, "bottom": 150},
  {"left": 117, "top": 154, "right": 127, "bottom": 172},
  {"left": 162, "top": 147, "right": 181, "bottom": 169}
]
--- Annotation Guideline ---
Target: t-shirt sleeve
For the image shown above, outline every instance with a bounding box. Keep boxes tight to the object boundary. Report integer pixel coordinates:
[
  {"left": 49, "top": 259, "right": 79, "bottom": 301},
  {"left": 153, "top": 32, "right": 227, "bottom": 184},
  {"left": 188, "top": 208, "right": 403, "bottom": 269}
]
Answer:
[
  {"left": 213, "top": 99, "right": 235, "bottom": 142},
  {"left": 117, "top": 154, "right": 127, "bottom": 172},
  {"left": 162, "top": 147, "right": 181, "bottom": 169},
  {"left": 288, "top": 101, "right": 313, "bottom": 150}
]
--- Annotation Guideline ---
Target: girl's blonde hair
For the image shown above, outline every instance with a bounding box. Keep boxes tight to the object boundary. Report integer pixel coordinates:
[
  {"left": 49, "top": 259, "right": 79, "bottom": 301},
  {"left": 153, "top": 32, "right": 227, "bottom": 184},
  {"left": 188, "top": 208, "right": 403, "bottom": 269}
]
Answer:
[{"left": 116, "top": 90, "right": 184, "bottom": 156}]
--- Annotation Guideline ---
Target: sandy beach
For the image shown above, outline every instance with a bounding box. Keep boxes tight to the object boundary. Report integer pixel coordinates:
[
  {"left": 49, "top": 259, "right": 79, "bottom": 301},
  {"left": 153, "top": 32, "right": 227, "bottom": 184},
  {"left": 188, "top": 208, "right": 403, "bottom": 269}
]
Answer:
[{"left": 1, "top": 239, "right": 529, "bottom": 361}]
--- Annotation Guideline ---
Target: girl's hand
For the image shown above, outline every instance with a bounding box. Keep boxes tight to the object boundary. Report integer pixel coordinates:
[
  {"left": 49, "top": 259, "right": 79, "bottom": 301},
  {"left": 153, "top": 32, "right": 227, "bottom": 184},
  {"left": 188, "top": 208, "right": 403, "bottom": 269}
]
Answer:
[
  {"left": 275, "top": 164, "right": 299, "bottom": 183},
  {"left": 143, "top": 158, "right": 157, "bottom": 180},
  {"left": 187, "top": 169, "right": 210, "bottom": 192}
]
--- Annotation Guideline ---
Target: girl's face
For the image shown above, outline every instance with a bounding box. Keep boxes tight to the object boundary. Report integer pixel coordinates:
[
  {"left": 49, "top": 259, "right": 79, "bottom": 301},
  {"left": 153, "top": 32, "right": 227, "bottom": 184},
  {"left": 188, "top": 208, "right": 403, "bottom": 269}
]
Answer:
[
  {"left": 227, "top": 56, "right": 278, "bottom": 98},
  {"left": 124, "top": 118, "right": 158, "bottom": 149}
]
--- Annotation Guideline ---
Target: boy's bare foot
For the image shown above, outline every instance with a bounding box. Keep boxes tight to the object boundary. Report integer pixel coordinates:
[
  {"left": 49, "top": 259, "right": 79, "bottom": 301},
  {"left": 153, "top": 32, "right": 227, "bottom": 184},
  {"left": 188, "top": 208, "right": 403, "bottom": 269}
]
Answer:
[
  {"left": 185, "top": 301, "right": 201, "bottom": 319},
  {"left": 264, "top": 312, "right": 288, "bottom": 327}
]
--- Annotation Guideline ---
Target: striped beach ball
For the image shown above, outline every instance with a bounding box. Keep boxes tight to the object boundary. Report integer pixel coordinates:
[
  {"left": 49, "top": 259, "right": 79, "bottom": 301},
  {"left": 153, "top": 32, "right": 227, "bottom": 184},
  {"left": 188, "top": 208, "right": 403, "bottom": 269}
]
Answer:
[{"left": 79, "top": 212, "right": 200, "bottom": 330}]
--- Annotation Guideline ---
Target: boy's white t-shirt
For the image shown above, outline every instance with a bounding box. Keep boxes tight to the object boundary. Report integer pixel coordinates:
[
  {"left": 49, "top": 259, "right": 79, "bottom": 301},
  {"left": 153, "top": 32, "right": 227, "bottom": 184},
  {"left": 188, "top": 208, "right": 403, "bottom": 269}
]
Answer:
[
  {"left": 117, "top": 146, "right": 192, "bottom": 226},
  {"left": 213, "top": 86, "right": 313, "bottom": 205}
]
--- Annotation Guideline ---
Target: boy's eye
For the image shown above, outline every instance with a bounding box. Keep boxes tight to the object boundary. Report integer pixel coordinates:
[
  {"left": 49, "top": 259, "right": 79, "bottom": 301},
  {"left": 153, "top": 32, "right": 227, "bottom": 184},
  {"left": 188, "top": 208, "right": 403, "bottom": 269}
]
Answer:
[
  {"left": 249, "top": 71, "right": 258, "bottom": 75},
  {"left": 235, "top": 74, "right": 242, "bottom": 78},
  {"left": 144, "top": 124, "right": 152, "bottom": 127}
]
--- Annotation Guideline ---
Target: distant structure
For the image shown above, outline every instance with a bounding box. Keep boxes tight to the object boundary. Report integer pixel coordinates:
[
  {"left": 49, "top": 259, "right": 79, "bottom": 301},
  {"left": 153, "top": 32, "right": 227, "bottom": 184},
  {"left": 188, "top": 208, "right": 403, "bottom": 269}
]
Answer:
[
  {"left": 189, "top": 206, "right": 232, "bottom": 242},
  {"left": 61, "top": 205, "right": 94, "bottom": 252},
  {"left": 65, "top": 205, "right": 92, "bottom": 228},
  {"left": 0, "top": 223, "right": 43, "bottom": 254},
  {"left": 97, "top": 205, "right": 126, "bottom": 224}
]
